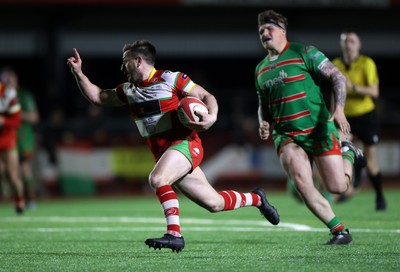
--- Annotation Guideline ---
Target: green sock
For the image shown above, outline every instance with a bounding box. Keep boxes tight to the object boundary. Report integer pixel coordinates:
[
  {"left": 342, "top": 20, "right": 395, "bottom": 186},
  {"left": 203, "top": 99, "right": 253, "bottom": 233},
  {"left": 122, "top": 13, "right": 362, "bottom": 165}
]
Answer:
[
  {"left": 327, "top": 216, "right": 345, "bottom": 233},
  {"left": 327, "top": 217, "right": 340, "bottom": 229}
]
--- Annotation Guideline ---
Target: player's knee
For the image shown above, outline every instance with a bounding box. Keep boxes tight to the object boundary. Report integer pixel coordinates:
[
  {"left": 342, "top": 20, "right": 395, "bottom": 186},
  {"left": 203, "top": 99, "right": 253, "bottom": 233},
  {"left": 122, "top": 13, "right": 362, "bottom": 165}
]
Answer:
[
  {"left": 204, "top": 200, "right": 224, "bottom": 213},
  {"left": 148, "top": 171, "right": 165, "bottom": 189},
  {"left": 326, "top": 180, "right": 348, "bottom": 194},
  {"left": 206, "top": 204, "right": 222, "bottom": 213}
]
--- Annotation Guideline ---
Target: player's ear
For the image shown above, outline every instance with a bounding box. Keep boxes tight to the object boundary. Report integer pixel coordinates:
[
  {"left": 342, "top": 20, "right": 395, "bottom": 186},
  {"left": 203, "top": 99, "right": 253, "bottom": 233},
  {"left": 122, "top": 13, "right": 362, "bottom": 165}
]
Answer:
[{"left": 135, "top": 56, "right": 142, "bottom": 68}]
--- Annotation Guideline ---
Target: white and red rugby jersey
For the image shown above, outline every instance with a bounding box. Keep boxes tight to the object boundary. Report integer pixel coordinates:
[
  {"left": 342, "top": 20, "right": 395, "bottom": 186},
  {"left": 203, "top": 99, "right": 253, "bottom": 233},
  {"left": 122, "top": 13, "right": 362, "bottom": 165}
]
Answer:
[
  {"left": 113, "top": 69, "right": 200, "bottom": 160},
  {"left": 0, "top": 83, "right": 21, "bottom": 150}
]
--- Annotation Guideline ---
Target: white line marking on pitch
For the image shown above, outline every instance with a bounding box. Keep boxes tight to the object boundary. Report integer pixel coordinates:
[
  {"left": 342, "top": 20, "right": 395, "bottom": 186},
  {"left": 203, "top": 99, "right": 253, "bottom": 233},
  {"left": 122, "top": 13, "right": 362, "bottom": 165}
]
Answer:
[{"left": 0, "top": 217, "right": 399, "bottom": 234}]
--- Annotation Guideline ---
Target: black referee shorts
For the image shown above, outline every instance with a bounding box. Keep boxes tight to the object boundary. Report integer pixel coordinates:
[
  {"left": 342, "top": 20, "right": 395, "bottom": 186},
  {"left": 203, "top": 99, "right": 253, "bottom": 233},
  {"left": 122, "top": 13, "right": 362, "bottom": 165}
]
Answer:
[{"left": 347, "top": 109, "right": 381, "bottom": 146}]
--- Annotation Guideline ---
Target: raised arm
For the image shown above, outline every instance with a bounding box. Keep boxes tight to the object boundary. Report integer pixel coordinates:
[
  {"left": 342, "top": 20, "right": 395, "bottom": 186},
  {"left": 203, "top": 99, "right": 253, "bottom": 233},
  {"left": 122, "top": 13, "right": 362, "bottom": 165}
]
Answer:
[
  {"left": 319, "top": 60, "right": 350, "bottom": 134},
  {"left": 67, "top": 48, "right": 124, "bottom": 107}
]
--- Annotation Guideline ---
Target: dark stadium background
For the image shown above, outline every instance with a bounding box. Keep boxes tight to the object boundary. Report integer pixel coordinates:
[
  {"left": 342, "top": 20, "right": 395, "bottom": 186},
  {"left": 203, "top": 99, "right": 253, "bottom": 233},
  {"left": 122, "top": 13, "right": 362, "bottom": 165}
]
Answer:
[{"left": 0, "top": 1, "right": 399, "bottom": 196}]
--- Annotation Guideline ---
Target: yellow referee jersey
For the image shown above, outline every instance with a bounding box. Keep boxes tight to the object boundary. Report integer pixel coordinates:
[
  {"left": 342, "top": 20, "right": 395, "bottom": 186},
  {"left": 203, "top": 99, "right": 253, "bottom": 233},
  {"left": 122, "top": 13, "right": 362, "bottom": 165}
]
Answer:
[{"left": 332, "top": 55, "right": 379, "bottom": 117}]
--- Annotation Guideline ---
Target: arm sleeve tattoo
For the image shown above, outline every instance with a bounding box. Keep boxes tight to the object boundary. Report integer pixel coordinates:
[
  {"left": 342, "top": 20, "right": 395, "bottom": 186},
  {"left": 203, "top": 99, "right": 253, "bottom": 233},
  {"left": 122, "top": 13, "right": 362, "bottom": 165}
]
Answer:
[{"left": 319, "top": 60, "right": 347, "bottom": 107}]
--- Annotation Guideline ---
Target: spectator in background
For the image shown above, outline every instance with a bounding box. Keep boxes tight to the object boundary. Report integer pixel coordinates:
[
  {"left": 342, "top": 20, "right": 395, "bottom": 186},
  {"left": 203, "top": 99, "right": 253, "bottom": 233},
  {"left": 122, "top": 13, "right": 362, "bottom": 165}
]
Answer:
[
  {"left": 0, "top": 67, "right": 24, "bottom": 214},
  {"left": 332, "top": 30, "right": 387, "bottom": 211}
]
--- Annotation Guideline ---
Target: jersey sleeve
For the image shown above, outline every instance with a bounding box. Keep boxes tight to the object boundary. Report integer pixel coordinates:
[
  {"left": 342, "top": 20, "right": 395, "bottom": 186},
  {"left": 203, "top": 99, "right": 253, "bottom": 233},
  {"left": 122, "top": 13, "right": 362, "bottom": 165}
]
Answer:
[
  {"left": 113, "top": 83, "right": 130, "bottom": 103},
  {"left": 174, "top": 72, "right": 196, "bottom": 96},
  {"left": 364, "top": 57, "right": 379, "bottom": 86},
  {"left": 303, "top": 45, "right": 329, "bottom": 76}
]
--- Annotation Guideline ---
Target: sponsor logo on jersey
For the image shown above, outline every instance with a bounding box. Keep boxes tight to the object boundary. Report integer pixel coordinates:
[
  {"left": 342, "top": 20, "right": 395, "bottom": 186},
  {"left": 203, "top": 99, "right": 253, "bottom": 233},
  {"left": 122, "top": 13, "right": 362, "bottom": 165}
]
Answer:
[
  {"left": 263, "top": 69, "right": 288, "bottom": 89},
  {"left": 305, "top": 46, "right": 324, "bottom": 62},
  {"left": 143, "top": 117, "right": 157, "bottom": 133}
]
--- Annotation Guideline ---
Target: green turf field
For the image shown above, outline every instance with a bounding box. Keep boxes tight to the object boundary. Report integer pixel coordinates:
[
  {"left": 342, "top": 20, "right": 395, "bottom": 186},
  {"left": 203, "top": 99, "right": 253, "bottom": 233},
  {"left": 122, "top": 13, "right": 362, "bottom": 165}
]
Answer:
[{"left": 1, "top": 189, "right": 399, "bottom": 272}]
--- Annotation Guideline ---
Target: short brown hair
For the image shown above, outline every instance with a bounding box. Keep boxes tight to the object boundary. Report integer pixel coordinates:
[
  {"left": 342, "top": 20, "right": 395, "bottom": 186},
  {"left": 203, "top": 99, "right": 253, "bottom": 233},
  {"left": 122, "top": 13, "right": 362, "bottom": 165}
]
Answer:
[
  {"left": 258, "top": 10, "right": 288, "bottom": 30},
  {"left": 123, "top": 40, "right": 156, "bottom": 65}
]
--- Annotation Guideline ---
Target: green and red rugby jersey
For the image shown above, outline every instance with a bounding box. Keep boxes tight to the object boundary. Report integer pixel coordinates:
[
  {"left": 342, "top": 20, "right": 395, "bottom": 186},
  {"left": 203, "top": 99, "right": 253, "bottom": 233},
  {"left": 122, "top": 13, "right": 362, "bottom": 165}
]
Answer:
[
  {"left": 17, "top": 88, "right": 38, "bottom": 159},
  {"left": 0, "top": 83, "right": 21, "bottom": 150},
  {"left": 255, "top": 42, "right": 339, "bottom": 153}
]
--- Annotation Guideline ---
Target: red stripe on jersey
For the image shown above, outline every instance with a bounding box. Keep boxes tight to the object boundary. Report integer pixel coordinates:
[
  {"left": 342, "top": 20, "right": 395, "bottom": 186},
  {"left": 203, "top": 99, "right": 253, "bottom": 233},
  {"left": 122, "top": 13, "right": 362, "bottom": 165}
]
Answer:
[
  {"left": 256, "top": 66, "right": 272, "bottom": 77},
  {"left": 286, "top": 127, "right": 315, "bottom": 136},
  {"left": 256, "top": 58, "right": 304, "bottom": 77},
  {"left": 269, "top": 92, "right": 306, "bottom": 105},
  {"left": 277, "top": 59, "right": 304, "bottom": 68},
  {"left": 273, "top": 110, "right": 310, "bottom": 122},
  {"left": 283, "top": 74, "right": 305, "bottom": 83},
  {"left": 159, "top": 93, "right": 180, "bottom": 112}
]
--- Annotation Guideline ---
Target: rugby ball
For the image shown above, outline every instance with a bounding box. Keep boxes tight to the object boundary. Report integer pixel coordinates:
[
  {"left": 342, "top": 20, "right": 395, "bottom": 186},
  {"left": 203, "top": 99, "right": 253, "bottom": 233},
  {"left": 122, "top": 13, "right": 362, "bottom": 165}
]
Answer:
[{"left": 177, "top": 97, "right": 209, "bottom": 128}]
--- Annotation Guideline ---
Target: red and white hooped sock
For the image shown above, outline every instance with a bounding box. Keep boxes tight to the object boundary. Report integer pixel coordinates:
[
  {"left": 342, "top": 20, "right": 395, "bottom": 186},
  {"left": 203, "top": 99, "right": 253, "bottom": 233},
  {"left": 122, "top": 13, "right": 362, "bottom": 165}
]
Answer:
[
  {"left": 156, "top": 185, "right": 181, "bottom": 237},
  {"left": 218, "top": 190, "right": 260, "bottom": 210}
]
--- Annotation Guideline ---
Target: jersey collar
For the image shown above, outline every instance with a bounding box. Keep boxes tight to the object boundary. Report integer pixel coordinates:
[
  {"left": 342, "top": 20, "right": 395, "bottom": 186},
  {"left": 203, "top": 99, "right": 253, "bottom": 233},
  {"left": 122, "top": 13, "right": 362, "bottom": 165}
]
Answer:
[
  {"left": 138, "top": 68, "right": 157, "bottom": 87},
  {"left": 268, "top": 42, "right": 290, "bottom": 61},
  {"left": 281, "top": 41, "right": 290, "bottom": 54},
  {"left": 148, "top": 68, "right": 157, "bottom": 81}
]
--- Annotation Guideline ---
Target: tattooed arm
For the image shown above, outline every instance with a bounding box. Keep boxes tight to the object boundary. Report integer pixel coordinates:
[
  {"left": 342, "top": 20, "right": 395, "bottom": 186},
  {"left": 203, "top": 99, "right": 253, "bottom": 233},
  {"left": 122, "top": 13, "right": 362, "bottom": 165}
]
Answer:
[{"left": 319, "top": 60, "right": 351, "bottom": 135}]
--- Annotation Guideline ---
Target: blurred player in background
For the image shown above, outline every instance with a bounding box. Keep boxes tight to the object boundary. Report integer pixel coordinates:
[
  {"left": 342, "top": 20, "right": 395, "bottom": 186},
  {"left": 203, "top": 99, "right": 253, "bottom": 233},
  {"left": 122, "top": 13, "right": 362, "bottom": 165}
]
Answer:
[
  {"left": 9, "top": 68, "right": 40, "bottom": 209},
  {"left": 67, "top": 40, "right": 279, "bottom": 252},
  {"left": 332, "top": 30, "right": 387, "bottom": 211},
  {"left": 255, "top": 10, "right": 366, "bottom": 245},
  {"left": 0, "top": 67, "right": 24, "bottom": 214}
]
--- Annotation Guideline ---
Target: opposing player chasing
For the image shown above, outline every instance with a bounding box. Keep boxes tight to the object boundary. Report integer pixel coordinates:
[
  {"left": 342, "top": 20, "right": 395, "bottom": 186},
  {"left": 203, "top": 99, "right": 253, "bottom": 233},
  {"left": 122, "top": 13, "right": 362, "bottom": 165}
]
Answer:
[
  {"left": 255, "top": 10, "right": 365, "bottom": 244},
  {"left": 67, "top": 40, "right": 279, "bottom": 252}
]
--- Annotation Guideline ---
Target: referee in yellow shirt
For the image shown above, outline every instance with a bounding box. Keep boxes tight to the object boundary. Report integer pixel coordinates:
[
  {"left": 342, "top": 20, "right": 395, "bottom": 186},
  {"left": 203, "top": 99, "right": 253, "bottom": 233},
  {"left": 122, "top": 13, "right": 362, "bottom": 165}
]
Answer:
[{"left": 333, "top": 30, "right": 387, "bottom": 211}]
